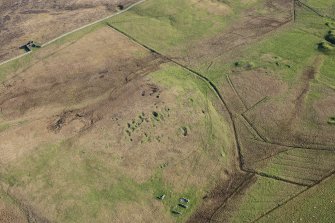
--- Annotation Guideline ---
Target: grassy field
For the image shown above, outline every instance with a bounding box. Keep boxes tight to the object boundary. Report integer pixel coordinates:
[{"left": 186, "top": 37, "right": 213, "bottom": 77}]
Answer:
[
  {"left": 258, "top": 175, "right": 335, "bottom": 223},
  {"left": 211, "top": 176, "right": 305, "bottom": 222},
  {"left": 107, "top": 0, "right": 258, "bottom": 54},
  {"left": 304, "top": 0, "right": 335, "bottom": 8},
  {"left": 253, "top": 149, "right": 335, "bottom": 186}
]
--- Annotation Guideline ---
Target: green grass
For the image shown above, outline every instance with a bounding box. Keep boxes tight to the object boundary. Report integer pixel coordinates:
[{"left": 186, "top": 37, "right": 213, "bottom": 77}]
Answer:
[
  {"left": 0, "top": 140, "right": 201, "bottom": 222},
  {"left": 143, "top": 170, "right": 200, "bottom": 222},
  {"left": 248, "top": 29, "right": 320, "bottom": 83},
  {"left": 254, "top": 149, "right": 335, "bottom": 186},
  {"left": 106, "top": 0, "right": 264, "bottom": 56},
  {"left": 0, "top": 123, "right": 10, "bottom": 133},
  {"left": 305, "top": 0, "right": 335, "bottom": 8},
  {"left": 319, "top": 55, "right": 335, "bottom": 88},
  {"left": 258, "top": 175, "right": 335, "bottom": 223},
  {"left": 148, "top": 63, "right": 234, "bottom": 221},
  {"left": 223, "top": 177, "right": 305, "bottom": 222},
  {"left": 191, "top": 6, "right": 330, "bottom": 85},
  {"left": 0, "top": 53, "right": 33, "bottom": 82},
  {"left": 107, "top": 0, "right": 239, "bottom": 54},
  {"left": 150, "top": 63, "right": 233, "bottom": 158}
]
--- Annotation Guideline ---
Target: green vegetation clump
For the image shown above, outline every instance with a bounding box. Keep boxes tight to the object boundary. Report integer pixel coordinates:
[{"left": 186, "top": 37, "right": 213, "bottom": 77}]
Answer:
[
  {"left": 180, "top": 126, "right": 189, "bottom": 136},
  {"left": 325, "top": 30, "right": 335, "bottom": 44},
  {"left": 318, "top": 41, "right": 335, "bottom": 52},
  {"left": 0, "top": 123, "right": 10, "bottom": 133},
  {"left": 328, "top": 117, "right": 335, "bottom": 125},
  {"left": 325, "top": 21, "right": 335, "bottom": 29},
  {"left": 234, "top": 60, "right": 255, "bottom": 70},
  {"left": 318, "top": 30, "right": 335, "bottom": 53}
]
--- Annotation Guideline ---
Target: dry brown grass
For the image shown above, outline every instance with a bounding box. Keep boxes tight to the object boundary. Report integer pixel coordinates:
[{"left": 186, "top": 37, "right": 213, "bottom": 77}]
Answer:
[
  {"left": 0, "top": 0, "right": 139, "bottom": 62},
  {"left": 0, "top": 20, "right": 235, "bottom": 222}
]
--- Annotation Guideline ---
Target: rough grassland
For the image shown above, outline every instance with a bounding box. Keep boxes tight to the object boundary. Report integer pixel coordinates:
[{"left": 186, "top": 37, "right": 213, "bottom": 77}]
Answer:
[
  {"left": 0, "top": 58, "right": 234, "bottom": 222},
  {"left": 107, "top": 0, "right": 255, "bottom": 54},
  {"left": 0, "top": 0, "right": 334, "bottom": 222},
  {"left": 212, "top": 177, "right": 305, "bottom": 222},
  {"left": 258, "top": 175, "right": 335, "bottom": 223}
]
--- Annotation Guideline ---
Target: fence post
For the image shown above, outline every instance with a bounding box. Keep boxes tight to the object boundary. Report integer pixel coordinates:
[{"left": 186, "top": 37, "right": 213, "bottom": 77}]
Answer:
[{"left": 293, "top": 0, "right": 296, "bottom": 22}]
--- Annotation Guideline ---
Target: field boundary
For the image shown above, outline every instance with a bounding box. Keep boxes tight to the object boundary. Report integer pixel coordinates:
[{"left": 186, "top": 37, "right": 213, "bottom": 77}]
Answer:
[
  {"left": 226, "top": 74, "right": 248, "bottom": 109},
  {"left": 296, "top": 0, "right": 335, "bottom": 21},
  {"left": 0, "top": 51, "right": 31, "bottom": 67},
  {"left": 0, "top": 0, "right": 147, "bottom": 67},
  {"left": 253, "top": 171, "right": 335, "bottom": 222}
]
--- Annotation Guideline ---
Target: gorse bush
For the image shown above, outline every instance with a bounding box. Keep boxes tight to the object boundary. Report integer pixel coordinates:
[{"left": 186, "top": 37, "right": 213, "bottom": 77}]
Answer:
[
  {"left": 325, "top": 30, "right": 335, "bottom": 44},
  {"left": 318, "top": 41, "right": 335, "bottom": 52}
]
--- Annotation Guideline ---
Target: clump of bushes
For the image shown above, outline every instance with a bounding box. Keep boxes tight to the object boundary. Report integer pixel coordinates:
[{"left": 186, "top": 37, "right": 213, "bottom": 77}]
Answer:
[
  {"left": 318, "top": 41, "right": 335, "bottom": 52},
  {"left": 318, "top": 29, "right": 335, "bottom": 53},
  {"left": 234, "top": 60, "right": 255, "bottom": 70},
  {"left": 328, "top": 117, "right": 335, "bottom": 125},
  {"left": 180, "top": 126, "right": 189, "bottom": 136},
  {"left": 325, "top": 21, "right": 335, "bottom": 29},
  {"left": 325, "top": 30, "right": 335, "bottom": 44}
]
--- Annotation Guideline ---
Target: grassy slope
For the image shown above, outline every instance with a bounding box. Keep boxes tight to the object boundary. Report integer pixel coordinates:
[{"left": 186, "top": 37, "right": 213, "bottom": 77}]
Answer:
[
  {"left": 0, "top": 63, "right": 233, "bottom": 222},
  {"left": 305, "top": 0, "right": 335, "bottom": 8},
  {"left": 107, "top": 0, "right": 255, "bottom": 55},
  {"left": 258, "top": 175, "right": 335, "bottom": 223},
  {"left": 225, "top": 177, "right": 304, "bottom": 223}
]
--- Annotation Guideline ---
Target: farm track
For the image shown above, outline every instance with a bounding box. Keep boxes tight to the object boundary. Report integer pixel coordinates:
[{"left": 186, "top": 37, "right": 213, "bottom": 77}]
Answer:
[{"left": 0, "top": 0, "right": 334, "bottom": 222}]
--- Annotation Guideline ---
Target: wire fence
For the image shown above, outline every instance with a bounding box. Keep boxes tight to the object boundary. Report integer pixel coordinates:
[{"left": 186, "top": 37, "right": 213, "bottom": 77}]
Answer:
[{"left": 296, "top": 0, "right": 335, "bottom": 21}]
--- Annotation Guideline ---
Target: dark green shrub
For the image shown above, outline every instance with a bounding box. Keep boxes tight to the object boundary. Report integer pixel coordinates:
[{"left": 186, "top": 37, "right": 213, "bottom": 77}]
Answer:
[
  {"left": 234, "top": 60, "right": 255, "bottom": 70},
  {"left": 328, "top": 117, "right": 335, "bottom": 125},
  {"left": 318, "top": 41, "right": 334, "bottom": 52},
  {"left": 325, "top": 30, "right": 335, "bottom": 44}
]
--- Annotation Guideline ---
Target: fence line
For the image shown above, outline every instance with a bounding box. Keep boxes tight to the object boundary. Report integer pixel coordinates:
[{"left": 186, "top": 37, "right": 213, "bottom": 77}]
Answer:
[{"left": 0, "top": 51, "right": 31, "bottom": 67}]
